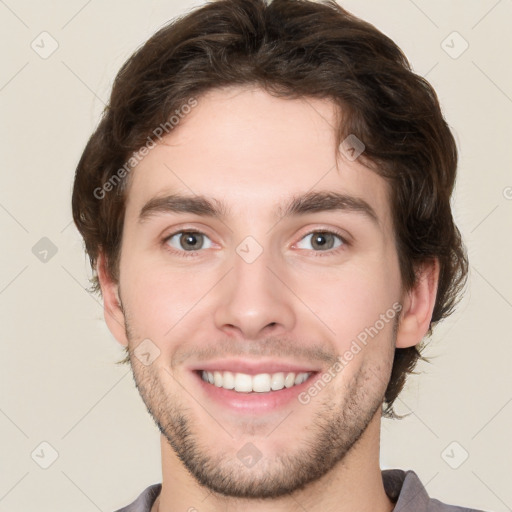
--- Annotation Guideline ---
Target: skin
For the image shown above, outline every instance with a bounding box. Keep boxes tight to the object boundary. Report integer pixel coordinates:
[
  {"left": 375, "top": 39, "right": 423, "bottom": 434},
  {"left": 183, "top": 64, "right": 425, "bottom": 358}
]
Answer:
[{"left": 98, "top": 86, "right": 438, "bottom": 512}]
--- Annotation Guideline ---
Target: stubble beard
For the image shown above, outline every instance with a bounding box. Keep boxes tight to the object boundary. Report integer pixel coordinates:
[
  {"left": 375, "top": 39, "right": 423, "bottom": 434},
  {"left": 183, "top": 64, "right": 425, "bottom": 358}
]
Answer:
[{"left": 125, "top": 321, "right": 396, "bottom": 500}]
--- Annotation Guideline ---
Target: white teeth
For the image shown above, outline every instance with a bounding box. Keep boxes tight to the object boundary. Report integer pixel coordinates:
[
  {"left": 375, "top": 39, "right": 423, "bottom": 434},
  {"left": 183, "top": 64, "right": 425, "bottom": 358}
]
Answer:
[
  {"left": 295, "top": 372, "right": 309, "bottom": 385},
  {"left": 284, "top": 373, "right": 295, "bottom": 388},
  {"left": 271, "top": 372, "right": 285, "bottom": 391},
  {"left": 201, "top": 370, "right": 311, "bottom": 393},
  {"left": 252, "top": 373, "right": 271, "bottom": 393},
  {"left": 234, "top": 373, "right": 253, "bottom": 392},
  {"left": 222, "top": 371, "right": 235, "bottom": 390},
  {"left": 213, "top": 371, "right": 223, "bottom": 387}
]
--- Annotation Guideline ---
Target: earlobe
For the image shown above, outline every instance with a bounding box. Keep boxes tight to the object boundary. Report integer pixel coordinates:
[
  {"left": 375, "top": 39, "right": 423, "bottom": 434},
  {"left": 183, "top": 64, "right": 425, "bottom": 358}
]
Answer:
[
  {"left": 395, "top": 259, "right": 439, "bottom": 349},
  {"left": 97, "top": 252, "right": 128, "bottom": 347}
]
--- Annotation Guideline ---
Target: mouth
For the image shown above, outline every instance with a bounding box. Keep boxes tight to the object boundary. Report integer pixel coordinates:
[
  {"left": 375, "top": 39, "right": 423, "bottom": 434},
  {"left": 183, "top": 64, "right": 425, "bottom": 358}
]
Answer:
[
  {"left": 198, "top": 369, "right": 313, "bottom": 393},
  {"left": 189, "top": 360, "right": 322, "bottom": 413}
]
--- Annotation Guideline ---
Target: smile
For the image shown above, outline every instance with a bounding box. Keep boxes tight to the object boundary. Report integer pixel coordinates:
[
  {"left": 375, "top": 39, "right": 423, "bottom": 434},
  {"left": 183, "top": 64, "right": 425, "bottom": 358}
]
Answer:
[{"left": 200, "top": 370, "right": 313, "bottom": 393}]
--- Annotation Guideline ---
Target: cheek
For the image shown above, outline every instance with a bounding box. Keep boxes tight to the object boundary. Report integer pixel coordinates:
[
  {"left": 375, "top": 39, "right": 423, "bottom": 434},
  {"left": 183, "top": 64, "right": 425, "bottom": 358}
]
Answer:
[
  {"left": 292, "top": 255, "right": 401, "bottom": 352},
  {"left": 120, "top": 250, "right": 207, "bottom": 340}
]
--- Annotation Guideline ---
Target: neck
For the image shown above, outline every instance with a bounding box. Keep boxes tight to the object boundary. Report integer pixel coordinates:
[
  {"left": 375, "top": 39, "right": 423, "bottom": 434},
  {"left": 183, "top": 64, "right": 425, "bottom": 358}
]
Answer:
[{"left": 154, "top": 409, "right": 394, "bottom": 512}]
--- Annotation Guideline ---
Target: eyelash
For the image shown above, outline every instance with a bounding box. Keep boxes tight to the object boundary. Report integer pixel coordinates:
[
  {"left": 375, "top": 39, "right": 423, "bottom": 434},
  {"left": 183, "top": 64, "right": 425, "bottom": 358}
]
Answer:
[{"left": 162, "top": 228, "right": 349, "bottom": 258}]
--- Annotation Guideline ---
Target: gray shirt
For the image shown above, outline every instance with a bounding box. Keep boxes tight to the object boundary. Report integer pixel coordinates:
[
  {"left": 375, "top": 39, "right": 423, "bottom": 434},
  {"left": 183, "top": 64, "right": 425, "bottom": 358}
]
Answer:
[{"left": 114, "top": 469, "right": 488, "bottom": 511}]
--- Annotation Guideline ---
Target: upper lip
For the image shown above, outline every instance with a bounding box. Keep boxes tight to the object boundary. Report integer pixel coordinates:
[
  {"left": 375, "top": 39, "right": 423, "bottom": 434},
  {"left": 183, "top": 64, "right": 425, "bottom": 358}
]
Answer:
[{"left": 190, "top": 358, "right": 320, "bottom": 375}]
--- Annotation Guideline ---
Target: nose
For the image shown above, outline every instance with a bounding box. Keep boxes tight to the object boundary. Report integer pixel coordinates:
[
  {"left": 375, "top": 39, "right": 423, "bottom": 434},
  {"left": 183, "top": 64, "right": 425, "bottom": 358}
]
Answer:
[{"left": 213, "top": 246, "right": 296, "bottom": 340}]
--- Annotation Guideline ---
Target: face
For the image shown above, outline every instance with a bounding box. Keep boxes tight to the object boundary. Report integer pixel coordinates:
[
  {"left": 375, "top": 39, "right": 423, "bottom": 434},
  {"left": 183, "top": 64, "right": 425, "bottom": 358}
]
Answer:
[{"left": 113, "top": 86, "right": 405, "bottom": 498}]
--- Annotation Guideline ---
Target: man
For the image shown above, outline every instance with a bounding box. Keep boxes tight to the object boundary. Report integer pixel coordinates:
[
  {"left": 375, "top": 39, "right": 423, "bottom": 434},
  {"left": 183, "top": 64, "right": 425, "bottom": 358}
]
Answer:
[{"left": 71, "top": 0, "right": 484, "bottom": 510}]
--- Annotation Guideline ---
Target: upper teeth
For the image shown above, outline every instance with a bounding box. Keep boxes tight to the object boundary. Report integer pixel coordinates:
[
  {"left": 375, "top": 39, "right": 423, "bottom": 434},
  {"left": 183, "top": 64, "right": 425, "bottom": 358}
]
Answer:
[{"left": 201, "top": 370, "right": 311, "bottom": 393}]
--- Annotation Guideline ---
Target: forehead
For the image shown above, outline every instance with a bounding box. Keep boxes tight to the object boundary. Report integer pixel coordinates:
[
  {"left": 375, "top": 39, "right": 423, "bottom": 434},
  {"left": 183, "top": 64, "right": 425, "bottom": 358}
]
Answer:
[{"left": 124, "top": 86, "right": 391, "bottom": 226}]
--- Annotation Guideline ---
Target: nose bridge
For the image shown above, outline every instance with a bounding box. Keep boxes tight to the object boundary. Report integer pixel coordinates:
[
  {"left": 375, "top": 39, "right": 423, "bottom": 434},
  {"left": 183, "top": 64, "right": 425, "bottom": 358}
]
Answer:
[
  {"left": 213, "top": 237, "right": 296, "bottom": 338},
  {"left": 231, "top": 239, "right": 282, "bottom": 309},
  {"left": 233, "top": 242, "right": 274, "bottom": 296}
]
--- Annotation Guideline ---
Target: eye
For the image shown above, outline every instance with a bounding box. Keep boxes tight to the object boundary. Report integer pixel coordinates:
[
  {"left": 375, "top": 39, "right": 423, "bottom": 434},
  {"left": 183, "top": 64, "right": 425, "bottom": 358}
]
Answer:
[
  {"left": 295, "top": 231, "right": 345, "bottom": 252},
  {"left": 164, "top": 230, "right": 213, "bottom": 252}
]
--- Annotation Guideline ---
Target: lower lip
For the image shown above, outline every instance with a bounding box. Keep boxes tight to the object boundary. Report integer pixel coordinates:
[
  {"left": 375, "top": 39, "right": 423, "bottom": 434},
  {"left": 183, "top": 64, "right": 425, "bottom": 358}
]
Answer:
[{"left": 193, "top": 371, "right": 320, "bottom": 413}]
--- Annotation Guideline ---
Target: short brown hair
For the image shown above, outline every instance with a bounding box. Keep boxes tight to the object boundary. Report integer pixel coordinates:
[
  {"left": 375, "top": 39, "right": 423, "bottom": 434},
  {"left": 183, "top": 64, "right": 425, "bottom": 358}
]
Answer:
[{"left": 72, "top": 0, "right": 468, "bottom": 418}]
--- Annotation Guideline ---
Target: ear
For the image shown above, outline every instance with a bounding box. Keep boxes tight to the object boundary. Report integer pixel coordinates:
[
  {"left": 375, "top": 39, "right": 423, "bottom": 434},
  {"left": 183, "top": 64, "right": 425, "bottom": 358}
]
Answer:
[
  {"left": 395, "top": 259, "right": 439, "bottom": 349},
  {"left": 97, "top": 252, "right": 128, "bottom": 347}
]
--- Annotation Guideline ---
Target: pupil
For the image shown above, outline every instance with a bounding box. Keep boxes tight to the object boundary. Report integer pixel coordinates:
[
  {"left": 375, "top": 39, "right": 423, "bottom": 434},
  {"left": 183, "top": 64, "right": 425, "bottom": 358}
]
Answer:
[
  {"left": 313, "top": 232, "right": 333, "bottom": 250},
  {"left": 315, "top": 234, "right": 326, "bottom": 246},
  {"left": 181, "top": 233, "right": 201, "bottom": 250}
]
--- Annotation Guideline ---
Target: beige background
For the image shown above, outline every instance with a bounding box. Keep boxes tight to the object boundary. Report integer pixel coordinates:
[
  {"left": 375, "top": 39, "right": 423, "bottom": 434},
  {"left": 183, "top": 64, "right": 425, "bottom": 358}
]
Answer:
[{"left": 1, "top": 0, "right": 511, "bottom": 511}]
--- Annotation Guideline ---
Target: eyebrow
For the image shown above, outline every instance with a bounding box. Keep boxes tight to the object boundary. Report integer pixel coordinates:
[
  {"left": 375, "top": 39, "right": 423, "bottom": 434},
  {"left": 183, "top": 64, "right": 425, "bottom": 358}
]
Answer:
[{"left": 138, "top": 190, "right": 378, "bottom": 226}]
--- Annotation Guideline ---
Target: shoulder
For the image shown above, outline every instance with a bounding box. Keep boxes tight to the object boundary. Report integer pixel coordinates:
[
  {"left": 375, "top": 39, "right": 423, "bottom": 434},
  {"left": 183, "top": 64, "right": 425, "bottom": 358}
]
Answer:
[
  {"left": 113, "top": 483, "right": 162, "bottom": 512},
  {"left": 382, "top": 469, "right": 488, "bottom": 512},
  {"left": 427, "top": 497, "right": 488, "bottom": 512}
]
